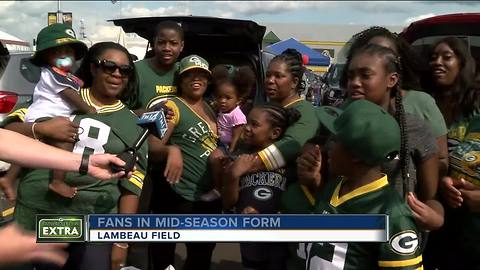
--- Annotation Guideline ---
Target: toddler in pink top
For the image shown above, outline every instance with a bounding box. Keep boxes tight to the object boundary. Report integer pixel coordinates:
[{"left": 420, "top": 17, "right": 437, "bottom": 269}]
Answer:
[{"left": 201, "top": 65, "right": 255, "bottom": 201}]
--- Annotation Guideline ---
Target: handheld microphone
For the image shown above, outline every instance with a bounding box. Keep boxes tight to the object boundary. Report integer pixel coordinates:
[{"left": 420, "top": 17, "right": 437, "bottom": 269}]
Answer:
[{"left": 110, "top": 110, "right": 168, "bottom": 173}]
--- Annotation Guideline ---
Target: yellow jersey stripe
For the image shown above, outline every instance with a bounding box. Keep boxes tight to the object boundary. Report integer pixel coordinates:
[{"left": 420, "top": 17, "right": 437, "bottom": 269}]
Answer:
[
  {"left": 165, "top": 100, "right": 180, "bottom": 126},
  {"left": 258, "top": 150, "right": 273, "bottom": 171},
  {"left": 132, "top": 170, "right": 145, "bottom": 180},
  {"left": 128, "top": 177, "right": 143, "bottom": 189},
  {"left": 330, "top": 174, "right": 388, "bottom": 207},
  {"left": 176, "top": 98, "right": 217, "bottom": 136},
  {"left": 8, "top": 108, "right": 27, "bottom": 122},
  {"left": 146, "top": 95, "right": 176, "bottom": 109},
  {"left": 283, "top": 98, "right": 303, "bottom": 108},
  {"left": 79, "top": 88, "right": 124, "bottom": 113},
  {"left": 1, "top": 206, "right": 14, "bottom": 217},
  {"left": 378, "top": 255, "right": 423, "bottom": 267},
  {"left": 301, "top": 185, "right": 316, "bottom": 206},
  {"left": 265, "top": 144, "right": 286, "bottom": 169},
  {"left": 415, "top": 265, "right": 424, "bottom": 270},
  {"left": 131, "top": 175, "right": 144, "bottom": 185},
  {"left": 262, "top": 147, "right": 278, "bottom": 170}
]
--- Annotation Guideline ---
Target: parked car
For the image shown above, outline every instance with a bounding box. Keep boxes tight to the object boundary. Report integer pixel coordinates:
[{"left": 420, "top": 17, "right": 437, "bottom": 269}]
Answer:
[
  {"left": 0, "top": 41, "right": 38, "bottom": 225},
  {"left": 0, "top": 43, "right": 38, "bottom": 124},
  {"left": 400, "top": 12, "right": 480, "bottom": 67}
]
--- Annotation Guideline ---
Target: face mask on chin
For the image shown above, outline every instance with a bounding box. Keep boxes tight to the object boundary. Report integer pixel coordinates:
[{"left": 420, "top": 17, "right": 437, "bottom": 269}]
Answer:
[{"left": 54, "top": 56, "right": 74, "bottom": 72}]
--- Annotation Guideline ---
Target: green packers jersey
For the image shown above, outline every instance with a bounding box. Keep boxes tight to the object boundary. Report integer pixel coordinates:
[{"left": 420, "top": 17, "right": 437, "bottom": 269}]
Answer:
[
  {"left": 165, "top": 97, "right": 218, "bottom": 201},
  {"left": 131, "top": 59, "right": 179, "bottom": 109},
  {"left": 446, "top": 114, "right": 480, "bottom": 259},
  {"left": 281, "top": 182, "right": 319, "bottom": 270},
  {"left": 281, "top": 182, "right": 317, "bottom": 214},
  {"left": 449, "top": 114, "right": 480, "bottom": 186},
  {"left": 290, "top": 175, "right": 422, "bottom": 270},
  {"left": 13, "top": 88, "right": 147, "bottom": 220}
]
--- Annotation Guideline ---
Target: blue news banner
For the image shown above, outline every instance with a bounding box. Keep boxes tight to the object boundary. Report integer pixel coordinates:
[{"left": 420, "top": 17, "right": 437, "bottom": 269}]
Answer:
[{"left": 84, "top": 214, "right": 387, "bottom": 243}]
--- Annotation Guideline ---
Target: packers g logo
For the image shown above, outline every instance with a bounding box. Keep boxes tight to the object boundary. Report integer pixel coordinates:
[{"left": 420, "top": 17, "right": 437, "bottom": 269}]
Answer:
[
  {"left": 65, "top": 29, "right": 76, "bottom": 38},
  {"left": 189, "top": 56, "right": 208, "bottom": 69},
  {"left": 389, "top": 230, "right": 419, "bottom": 255},
  {"left": 254, "top": 187, "right": 272, "bottom": 200}
]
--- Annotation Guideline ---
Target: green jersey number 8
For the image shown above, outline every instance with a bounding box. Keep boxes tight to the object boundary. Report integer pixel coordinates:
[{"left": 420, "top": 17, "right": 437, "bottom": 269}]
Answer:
[
  {"left": 297, "top": 242, "right": 348, "bottom": 269},
  {"left": 73, "top": 118, "right": 111, "bottom": 155}
]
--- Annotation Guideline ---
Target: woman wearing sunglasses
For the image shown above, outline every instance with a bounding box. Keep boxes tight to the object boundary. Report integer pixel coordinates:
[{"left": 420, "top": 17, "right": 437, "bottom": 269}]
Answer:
[{"left": 3, "top": 42, "right": 148, "bottom": 270}]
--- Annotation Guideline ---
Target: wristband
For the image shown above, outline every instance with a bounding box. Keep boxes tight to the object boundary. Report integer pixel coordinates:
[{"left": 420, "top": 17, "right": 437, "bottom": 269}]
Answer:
[
  {"left": 113, "top": 243, "right": 129, "bottom": 249},
  {"left": 31, "top": 123, "right": 39, "bottom": 140},
  {"left": 79, "top": 152, "right": 89, "bottom": 175}
]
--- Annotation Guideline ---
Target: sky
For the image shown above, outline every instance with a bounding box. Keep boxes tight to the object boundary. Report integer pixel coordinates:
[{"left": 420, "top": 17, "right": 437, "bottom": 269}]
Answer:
[{"left": 0, "top": 1, "right": 478, "bottom": 46}]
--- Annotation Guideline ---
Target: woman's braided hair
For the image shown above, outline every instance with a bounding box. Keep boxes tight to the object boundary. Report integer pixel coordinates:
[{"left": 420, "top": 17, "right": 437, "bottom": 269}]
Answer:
[
  {"left": 271, "top": 48, "right": 305, "bottom": 92},
  {"left": 257, "top": 104, "right": 301, "bottom": 138},
  {"left": 353, "top": 43, "right": 410, "bottom": 194},
  {"left": 340, "top": 26, "right": 427, "bottom": 92}
]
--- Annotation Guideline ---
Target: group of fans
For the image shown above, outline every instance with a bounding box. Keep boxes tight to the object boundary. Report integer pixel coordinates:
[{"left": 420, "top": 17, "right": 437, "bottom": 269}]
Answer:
[{"left": 0, "top": 18, "right": 479, "bottom": 270}]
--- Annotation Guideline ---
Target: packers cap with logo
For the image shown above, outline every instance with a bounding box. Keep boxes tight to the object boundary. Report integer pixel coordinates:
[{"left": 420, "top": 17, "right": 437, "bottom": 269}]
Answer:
[
  {"left": 317, "top": 100, "right": 400, "bottom": 165},
  {"left": 31, "top": 23, "right": 88, "bottom": 65},
  {"left": 178, "top": 55, "right": 211, "bottom": 76}
]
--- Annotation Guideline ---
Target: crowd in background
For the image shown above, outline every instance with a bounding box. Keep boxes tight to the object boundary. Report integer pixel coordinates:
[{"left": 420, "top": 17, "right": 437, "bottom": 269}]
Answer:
[{"left": 0, "top": 19, "right": 479, "bottom": 270}]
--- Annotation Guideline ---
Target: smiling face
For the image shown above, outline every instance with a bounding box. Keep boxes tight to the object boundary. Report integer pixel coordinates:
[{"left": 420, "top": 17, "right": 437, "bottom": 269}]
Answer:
[
  {"left": 153, "top": 28, "right": 184, "bottom": 68},
  {"left": 264, "top": 60, "right": 298, "bottom": 103},
  {"left": 430, "top": 42, "right": 461, "bottom": 89},
  {"left": 179, "top": 69, "right": 210, "bottom": 101},
  {"left": 347, "top": 52, "right": 398, "bottom": 108},
  {"left": 91, "top": 48, "right": 131, "bottom": 100},
  {"left": 243, "top": 108, "right": 279, "bottom": 149}
]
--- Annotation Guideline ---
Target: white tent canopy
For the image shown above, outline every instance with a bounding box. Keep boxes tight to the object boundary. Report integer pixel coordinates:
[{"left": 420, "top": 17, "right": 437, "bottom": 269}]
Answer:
[{"left": 0, "top": 30, "right": 31, "bottom": 52}]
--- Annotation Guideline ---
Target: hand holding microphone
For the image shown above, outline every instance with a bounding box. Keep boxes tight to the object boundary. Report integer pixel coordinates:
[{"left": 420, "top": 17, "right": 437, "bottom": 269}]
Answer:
[{"left": 110, "top": 109, "right": 168, "bottom": 173}]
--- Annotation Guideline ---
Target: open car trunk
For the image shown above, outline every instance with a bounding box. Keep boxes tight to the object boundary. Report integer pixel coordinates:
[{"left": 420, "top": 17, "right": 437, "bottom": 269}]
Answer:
[{"left": 111, "top": 16, "right": 268, "bottom": 105}]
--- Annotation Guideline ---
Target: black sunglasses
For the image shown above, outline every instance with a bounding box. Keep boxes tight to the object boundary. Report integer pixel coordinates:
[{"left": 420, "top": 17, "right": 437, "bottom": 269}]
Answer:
[{"left": 95, "top": 59, "right": 133, "bottom": 77}]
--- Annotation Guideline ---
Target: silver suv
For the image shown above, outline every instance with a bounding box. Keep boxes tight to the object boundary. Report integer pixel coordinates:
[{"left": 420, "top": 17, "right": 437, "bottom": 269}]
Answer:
[{"left": 0, "top": 41, "right": 38, "bottom": 225}]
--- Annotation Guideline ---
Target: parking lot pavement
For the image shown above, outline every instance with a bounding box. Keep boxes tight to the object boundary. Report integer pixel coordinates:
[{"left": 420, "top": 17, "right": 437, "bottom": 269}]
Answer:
[
  {"left": 128, "top": 242, "right": 242, "bottom": 270},
  {"left": 176, "top": 243, "right": 242, "bottom": 270}
]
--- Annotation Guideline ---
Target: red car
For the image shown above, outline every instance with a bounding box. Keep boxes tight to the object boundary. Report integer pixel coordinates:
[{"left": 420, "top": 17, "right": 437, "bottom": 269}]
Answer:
[{"left": 400, "top": 12, "right": 480, "bottom": 66}]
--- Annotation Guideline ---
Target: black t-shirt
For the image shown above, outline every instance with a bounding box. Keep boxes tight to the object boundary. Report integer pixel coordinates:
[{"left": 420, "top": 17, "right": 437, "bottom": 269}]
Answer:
[{"left": 236, "top": 167, "right": 288, "bottom": 214}]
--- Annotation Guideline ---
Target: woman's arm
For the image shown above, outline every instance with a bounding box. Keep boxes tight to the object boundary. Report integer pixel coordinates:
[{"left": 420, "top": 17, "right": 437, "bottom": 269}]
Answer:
[
  {"left": 408, "top": 155, "right": 444, "bottom": 230},
  {"left": 5, "top": 117, "right": 79, "bottom": 143},
  {"left": 147, "top": 120, "right": 175, "bottom": 163},
  {"left": 436, "top": 135, "right": 449, "bottom": 177},
  {"left": 254, "top": 103, "right": 319, "bottom": 172}
]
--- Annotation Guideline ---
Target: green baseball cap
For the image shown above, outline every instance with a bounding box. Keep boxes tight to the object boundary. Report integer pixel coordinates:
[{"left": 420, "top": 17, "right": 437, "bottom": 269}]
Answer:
[
  {"left": 317, "top": 100, "right": 400, "bottom": 165},
  {"left": 31, "top": 23, "right": 88, "bottom": 65},
  {"left": 178, "top": 55, "right": 211, "bottom": 76}
]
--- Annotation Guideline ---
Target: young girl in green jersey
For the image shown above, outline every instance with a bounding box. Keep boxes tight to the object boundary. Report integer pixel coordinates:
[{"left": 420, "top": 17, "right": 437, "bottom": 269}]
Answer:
[{"left": 222, "top": 103, "right": 300, "bottom": 270}]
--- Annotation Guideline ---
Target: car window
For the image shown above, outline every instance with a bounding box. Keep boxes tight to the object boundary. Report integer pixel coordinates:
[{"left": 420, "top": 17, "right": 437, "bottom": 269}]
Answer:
[
  {"left": 0, "top": 53, "right": 38, "bottom": 95},
  {"left": 411, "top": 35, "right": 480, "bottom": 69},
  {"left": 0, "top": 55, "right": 8, "bottom": 79},
  {"left": 19, "top": 57, "right": 41, "bottom": 83}
]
